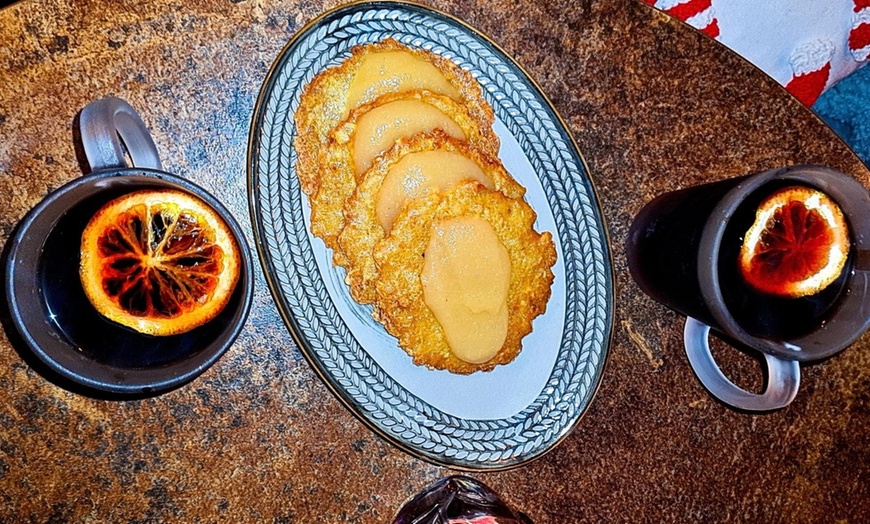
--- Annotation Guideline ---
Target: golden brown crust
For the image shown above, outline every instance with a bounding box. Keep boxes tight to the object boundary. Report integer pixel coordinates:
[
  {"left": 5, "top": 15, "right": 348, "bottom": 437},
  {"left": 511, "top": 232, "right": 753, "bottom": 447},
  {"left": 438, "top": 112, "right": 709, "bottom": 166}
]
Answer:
[
  {"left": 372, "top": 181, "right": 556, "bottom": 374},
  {"left": 294, "top": 38, "right": 495, "bottom": 197},
  {"left": 337, "top": 130, "right": 524, "bottom": 304},
  {"left": 309, "top": 90, "right": 500, "bottom": 263}
]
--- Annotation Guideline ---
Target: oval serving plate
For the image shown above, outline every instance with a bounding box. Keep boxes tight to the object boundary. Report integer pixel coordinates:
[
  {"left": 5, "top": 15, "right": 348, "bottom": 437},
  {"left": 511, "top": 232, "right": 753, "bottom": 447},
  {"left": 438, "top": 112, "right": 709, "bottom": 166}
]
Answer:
[{"left": 248, "top": 0, "right": 613, "bottom": 470}]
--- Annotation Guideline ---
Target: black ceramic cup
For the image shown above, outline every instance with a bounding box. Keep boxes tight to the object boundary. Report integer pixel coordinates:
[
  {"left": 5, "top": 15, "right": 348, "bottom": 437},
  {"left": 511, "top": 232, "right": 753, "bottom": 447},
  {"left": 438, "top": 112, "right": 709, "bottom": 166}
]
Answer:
[
  {"left": 4, "top": 97, "right": 254, "bottom": 397},
  {"left": 627, "top": 165, "right": 870, "bottom": 411}
]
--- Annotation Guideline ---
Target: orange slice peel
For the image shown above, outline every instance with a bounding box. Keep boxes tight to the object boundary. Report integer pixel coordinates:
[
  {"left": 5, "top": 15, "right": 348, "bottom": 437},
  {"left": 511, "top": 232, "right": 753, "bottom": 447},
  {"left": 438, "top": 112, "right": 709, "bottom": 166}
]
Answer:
[
  {"left": 738, "top": 185, "right": 850, "bottom": 299},
  {"left": 80, "top": 189, "right": 240, "bottom": 336}
]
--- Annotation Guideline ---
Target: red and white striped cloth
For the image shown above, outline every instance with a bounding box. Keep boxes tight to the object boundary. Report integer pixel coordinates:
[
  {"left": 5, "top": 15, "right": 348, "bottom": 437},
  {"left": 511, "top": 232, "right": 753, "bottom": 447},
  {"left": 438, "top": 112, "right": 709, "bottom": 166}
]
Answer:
[
  {"left": 644, "top": 0, "right": 870, "bottom": 106},
  {"left": 851, "top": 0, "right": 870, "bottom": 62}
]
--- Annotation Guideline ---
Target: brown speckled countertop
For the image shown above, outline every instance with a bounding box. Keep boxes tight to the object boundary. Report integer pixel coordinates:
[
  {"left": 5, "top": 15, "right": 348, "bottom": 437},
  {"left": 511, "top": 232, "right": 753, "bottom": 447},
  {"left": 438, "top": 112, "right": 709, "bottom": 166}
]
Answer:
[{"left": 1, "top": 0, "right": 868, "bottom": 522}]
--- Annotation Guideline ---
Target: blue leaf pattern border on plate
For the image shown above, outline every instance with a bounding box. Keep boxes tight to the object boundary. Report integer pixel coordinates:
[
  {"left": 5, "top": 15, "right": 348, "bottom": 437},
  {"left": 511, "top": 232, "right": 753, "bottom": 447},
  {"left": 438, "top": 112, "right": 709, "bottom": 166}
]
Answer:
[{"left": 249, "top": 1, "right": 614, "bottom": 469}]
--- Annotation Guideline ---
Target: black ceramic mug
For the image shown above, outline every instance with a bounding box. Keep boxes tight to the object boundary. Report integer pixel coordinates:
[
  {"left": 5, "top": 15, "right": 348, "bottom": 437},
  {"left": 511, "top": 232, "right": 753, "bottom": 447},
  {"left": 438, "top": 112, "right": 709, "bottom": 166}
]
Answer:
[
  {"left": 627, "top": 165, "right": 869, "bottom": 411},
  {"left": 4, "top": 97, "right": 254, "bottom": 397}
]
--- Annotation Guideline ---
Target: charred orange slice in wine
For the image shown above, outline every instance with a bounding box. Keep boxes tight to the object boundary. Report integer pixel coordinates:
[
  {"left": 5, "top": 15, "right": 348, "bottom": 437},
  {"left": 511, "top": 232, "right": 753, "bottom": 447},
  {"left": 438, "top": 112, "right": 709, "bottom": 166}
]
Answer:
[
  {"left": 738, "top": 185, "right": 850, "bottom": 298},
  {"left": 80, "top": 190, "right": 240, "bottom": 336}
]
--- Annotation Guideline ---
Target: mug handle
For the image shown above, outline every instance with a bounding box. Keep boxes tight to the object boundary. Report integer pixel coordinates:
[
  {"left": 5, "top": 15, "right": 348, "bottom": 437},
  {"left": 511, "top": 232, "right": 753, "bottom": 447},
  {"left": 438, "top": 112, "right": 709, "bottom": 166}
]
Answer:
[
  {"left": 79, "top": 96, "right": 162, "bottom": 172},
  {"left": 684, "top": 317, "right": 800, "bottom": 411}
]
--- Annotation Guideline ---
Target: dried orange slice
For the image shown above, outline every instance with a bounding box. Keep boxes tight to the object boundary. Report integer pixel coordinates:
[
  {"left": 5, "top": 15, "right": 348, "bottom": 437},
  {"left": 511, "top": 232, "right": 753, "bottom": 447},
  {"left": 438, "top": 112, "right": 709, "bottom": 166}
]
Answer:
[
  {"left": 738, "top": 185, "right": 850, "bottom": 298},
  {"left": 80, "top": 189, "right": 240, "bottom": 336}
]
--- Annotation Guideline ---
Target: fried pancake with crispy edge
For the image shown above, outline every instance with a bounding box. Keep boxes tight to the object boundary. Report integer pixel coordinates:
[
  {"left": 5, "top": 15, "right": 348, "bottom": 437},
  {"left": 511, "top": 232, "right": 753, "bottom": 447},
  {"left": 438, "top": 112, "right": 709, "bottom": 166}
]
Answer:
[
  {"left": 338, "top": 130, "right": 524, "bottom": 304},
  {"left": 294, "top": 38, "right": 495, "bottom": 197},
  {"left": 373, "top": 181, "right": 556, "bottom": 374},
  {"left": 311, "top": 91, "right": 500, "bottom": 264}
]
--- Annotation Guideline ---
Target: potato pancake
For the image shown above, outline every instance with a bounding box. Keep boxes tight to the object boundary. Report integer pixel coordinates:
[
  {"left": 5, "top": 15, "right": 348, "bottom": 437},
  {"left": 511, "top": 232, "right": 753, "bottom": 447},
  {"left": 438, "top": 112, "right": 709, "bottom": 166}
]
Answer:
[
  {"left": 310, "top": 91, "right": 499, "bottom": 261},
  {"left": 338, "top": 131, "right": 523, "bottom": 304},
  {"left": 294, "top": 38, "right": 494, "bottom": 197},
  {"left": 373, "top": 181, "right": 556, "bottom": 374}
]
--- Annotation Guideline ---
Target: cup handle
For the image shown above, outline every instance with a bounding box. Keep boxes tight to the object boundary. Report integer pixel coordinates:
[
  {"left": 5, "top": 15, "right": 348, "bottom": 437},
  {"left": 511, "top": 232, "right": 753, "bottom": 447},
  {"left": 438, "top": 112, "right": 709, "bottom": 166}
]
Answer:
[
  {"left": 79, "top": 96, "right": 162, "bottom": 172},
  {"left": 684, "top": 317, "right": 800, "bottom": 411}
]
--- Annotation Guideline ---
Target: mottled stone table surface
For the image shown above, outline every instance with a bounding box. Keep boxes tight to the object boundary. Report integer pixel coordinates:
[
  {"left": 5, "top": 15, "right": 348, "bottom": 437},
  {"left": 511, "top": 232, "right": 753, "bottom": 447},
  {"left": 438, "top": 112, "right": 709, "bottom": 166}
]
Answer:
[{"left": 1, "top": 0, "right": 868, "bottom": 522}]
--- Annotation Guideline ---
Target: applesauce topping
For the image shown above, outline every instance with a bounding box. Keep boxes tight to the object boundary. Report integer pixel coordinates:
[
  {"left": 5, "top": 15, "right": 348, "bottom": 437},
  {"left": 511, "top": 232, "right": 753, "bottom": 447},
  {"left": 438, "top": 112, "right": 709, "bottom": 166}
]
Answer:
[
  {"left": 353, "top": 99, "right": 466, "bottom": 176},
  {"left": 375, "top": 151, "right": 493, "bottom": 231},
  {"left": 346, "top": 50, "right": 461, "bottom": 115},
  {"left": 421, "top": 216, "right": 511, "bottom": 364}
]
